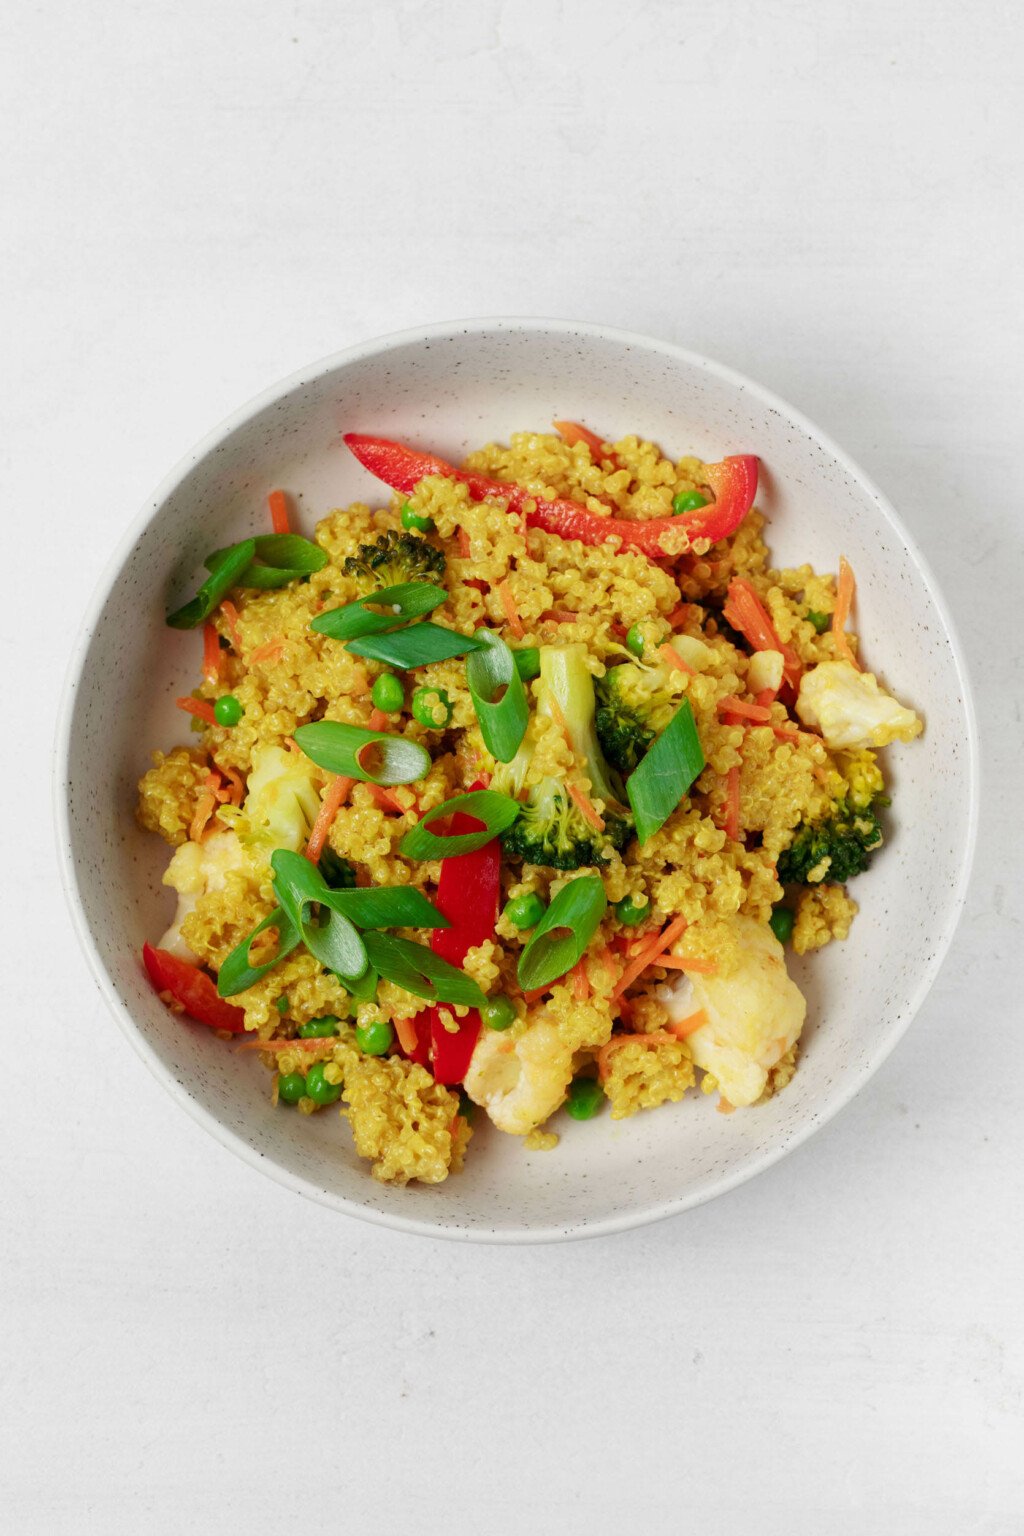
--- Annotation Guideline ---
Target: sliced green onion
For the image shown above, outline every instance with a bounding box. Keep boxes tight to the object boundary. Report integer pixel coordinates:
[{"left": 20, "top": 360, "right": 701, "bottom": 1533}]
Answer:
[
  {"left": 516, "top": 875, "right": 607, "bottom": 992},
  {"left": 167, "top": 539, "right": 256, "bottom": 630},
  {"left": 466, "top": 629, "right": 528, "bottom": 763},
  {"left": 209, "top": 534, "right": 327, "bottom": 589},
  {"left": 625, "top": 699, "right": 705, "bottom": 844},
  {"left": 271, "top": 850, "right": 367, "bottom": 980},
  {"left": 347, "top": 623, "right": 484, "bottom": 670},
  {"left": 398, "top": 790, "right": 521, "bottom": 860},
  {"left": 345, "top": 966, "right": 379, "bottom": 1003},
  {"left": 328, "top": 886, "right": 450, "bottom": 931},
  {"left": 363, "top": 932, "right": 486, "bottom": 1008},
  {"left": 294, "top": 720, "right": 430, "bottom": 785},
  {"left": 512, "top": 647, "right": 541, "bottom": 681},
  {"left": 310, "top": 583, "right": 446, "bottom": 642},
  {"left": 218, "top": 905, "right": 301, "bottom": 996}
]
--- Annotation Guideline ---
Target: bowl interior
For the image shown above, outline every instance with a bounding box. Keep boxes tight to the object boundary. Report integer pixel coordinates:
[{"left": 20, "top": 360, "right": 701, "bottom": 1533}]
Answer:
[{"left": 58, "top": 322, "right": 975, "bottom": 1239}]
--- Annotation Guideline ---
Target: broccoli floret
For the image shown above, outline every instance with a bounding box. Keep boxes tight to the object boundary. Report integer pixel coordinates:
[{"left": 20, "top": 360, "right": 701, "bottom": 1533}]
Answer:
[
  {"left": 777, "top": 799, "right": 884, "bottom": 885},
  {"left": 342, "top": 530, "right": 445, "bottom": 590},
  {"left": 595, "top": 658, "right": 687, "bottom": 775},
  {"left": 493, "top": 644, "right": 633, "bottom": 869}
]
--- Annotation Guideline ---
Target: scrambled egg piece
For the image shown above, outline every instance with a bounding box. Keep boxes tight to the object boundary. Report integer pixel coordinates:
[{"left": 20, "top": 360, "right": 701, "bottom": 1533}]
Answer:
[
  {"left": 796, "top": 661, "right": 923, "bottom": 750},
  {"left": 159, "top": 829, "right": 253, "bottom": 960},
  {"left": 657, "top": 915, "right": 806, "bottom": 1107}
]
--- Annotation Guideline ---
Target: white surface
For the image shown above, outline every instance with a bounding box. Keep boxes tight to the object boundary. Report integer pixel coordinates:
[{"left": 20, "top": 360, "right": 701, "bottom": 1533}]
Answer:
[{"left": 2, "top": 0, "right": 1022, "bottom": 1529}]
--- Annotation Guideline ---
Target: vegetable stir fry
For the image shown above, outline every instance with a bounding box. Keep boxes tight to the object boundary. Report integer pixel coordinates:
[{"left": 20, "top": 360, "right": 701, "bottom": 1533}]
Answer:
[{"left": 137, "top": 422, "right": 922, "bottom": 1183}]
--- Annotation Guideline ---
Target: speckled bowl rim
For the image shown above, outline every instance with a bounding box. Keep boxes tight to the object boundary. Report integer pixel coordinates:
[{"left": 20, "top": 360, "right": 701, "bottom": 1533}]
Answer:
[{"left": 54, "top": 317, "right": 980, "bottom": 1243}]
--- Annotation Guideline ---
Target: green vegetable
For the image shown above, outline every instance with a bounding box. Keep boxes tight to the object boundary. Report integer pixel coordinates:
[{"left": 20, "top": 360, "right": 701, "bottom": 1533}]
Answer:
[
  {"left": 806, "top": 609, "right": 831, "bottom": 634},
  {"left": 322, "top": 885, "right": 450, "bottom": 931},
  {"left": 278, "top": 1072, "right": 306, "bottom": 1105},
  {"left": 294, "top": 719, "right": 430, "bottom": 785},
  {"left": 565, "top": 1076, "right": 604, "bottom": 1120},
  {"left": 503, "top": 892, "right": 546, "bottom": 929},
  {"left": 481, "top": 995, "right": 516, "bottom": 1031},
  {"left": 371, "top": 673, "right": 405, "bottom": 714},
  {"left": 362, "top": 932, "right": 486, "bottom": 1008},
  {"left": 213, "top": 694, "right": 243, "bottom": 727},
  {"left": 166, "top": 539, "right": 255, "bottom": 630},
  {"left": 344, "top": 967, "right": 379, "bottom": 1003},
  {"left": 672, "top": 490, "right": 708, "bottom": 515},
  {"left": 777, "top": 800, "right": 885, "bottom": 885},
  {"left": 494, "top": 644, "right": 633, "bottom": 870},
  {"left": 517, "top": 875, "right": 607, "bottom": 992},
  {"left": 275, "top": 994, "right": 289, "bottom": 1015},
  {"left": 347, "top": 624, "right": 483, "bottom": 670},
  {"left": 399, "top": 790, "right": 521, "bottom": 860},
  {"left": 208, "top": 533, "right": 328, "bottom": 590},
  {"left": 466, "top": 629, "right": 528, "bottom": 762},
  {"left": 317, "top": 849, "right": 357, "bottom": 889},
  {"left": 625, "top": 624, "right": 645, "bottom": 658},
  {"left": 297, "top": 1016, "right": 339, "bottom": 1038},
  {"left": 354, "top": 1020, "right": 394, "bottom": 1056},
  {"left": 769, "top": 906, "right": 795, "bottom": 945},
  {"left": 342, "top": 530, "right": 446, "bottom": 590},
  {"left": 401, "top": 503, "right": 435, "bottom": 533},
  {"left": 625, "top": 700, "right": 705, "bottom": 844},
  {"left": 512, "top": 647, "right": 541, "bottom": 681},
  {"left": 271, "top": 850, "right": 368, "bottom": 981},
  {"left": 411, "top": 685, "right": 454, "bottom": 728},
  {"left": 595, "top": 654, "right": 690, "bottom": 776},
  {"left": 310, "top": 582, "right": 445, "bottom": 642},
  {"left": 218, "top": 906, "right": 301, "bottom": 996},
  {"left": 305, "top": 1062, "right": 341, "bottom": 1105},
  {"left": 614, "top": 894, "right": 650, "bottom": 926}
]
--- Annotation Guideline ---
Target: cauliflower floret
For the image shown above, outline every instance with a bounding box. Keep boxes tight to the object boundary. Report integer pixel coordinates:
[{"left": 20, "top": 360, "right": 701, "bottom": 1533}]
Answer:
[
  {"left": 656, "top": 915, "right": 806, "bottom": 1107},
  {"left": 748, "top": 649, "right": 784, "bottom": 694},
  {"left": 464, "top": 1015, "right": 574, "bottom": 1135},
  {"left": 233, "top": 743, "right": 322, "bottom": 859},
  {"left": 796, "top": 660, "right": 922, "bottom": 750},
  {"left": 159, "top": 829, "right": 253, "bottom": 960}
]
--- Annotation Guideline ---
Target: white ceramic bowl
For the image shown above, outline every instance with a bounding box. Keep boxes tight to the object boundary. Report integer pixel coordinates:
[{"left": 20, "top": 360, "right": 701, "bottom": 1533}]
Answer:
[{"left": 55, "top": 319, "right": 978, "bottom": 1242}]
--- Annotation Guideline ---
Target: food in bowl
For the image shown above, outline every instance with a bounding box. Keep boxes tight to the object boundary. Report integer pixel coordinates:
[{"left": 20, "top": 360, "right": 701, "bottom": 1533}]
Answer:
[{"left": 137, "top": 420, "right": 922, "bottom": 1185}]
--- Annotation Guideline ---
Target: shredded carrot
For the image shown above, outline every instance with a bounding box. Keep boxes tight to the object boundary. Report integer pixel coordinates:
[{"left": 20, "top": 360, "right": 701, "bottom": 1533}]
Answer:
[
  {"left": 718, "top": 695, "right": 772, "bottom": 723},
  {"left": 465, "top": 577, "right": 489, "bottom": 594},
  {"left": 659, "top": 643, "right": 695, "bottom": 677},
  {"left": 546, "top": 694, "right": 572, "bottom": 747},
  {"left": 393, "top": 1015, "right": 422, "bottom": 1056},
  {"left": 457, "top": 528, "right": 471, "bottom": 559},
  {"left": 304, "top": 775, "right": 354, "bottom": 862},
  {"left": 175, "top": 696, "right": 218, "bottom": 727},
  {"left": 494, "top": 579, "right": 526, "bottom": 639},
  {"left": 724, "top": 765, "right": 741, "bottom": 842},
  {"left": 248, "top": 637, "right": 285, "bottom": 665},
  {"left": 202, "top": 622, "right": 223, "bottom": 685},
  {"left": 610, "top": 916, "right": 689, "bottom": 1001},
  {"left": 539, "top": 608, "right": 579, "bottom": 626},
  {"left": 656, "top": 956, "right": 717, "bottom": 975},
  {"left": 717, "top": 1098, "right": 736, "bottom": 1115},
  {"left": 219, "top": 599, "right": 243, "bottom": 654},
  {"left": 669, "top": 1009, "right": 708, "bottom": 1038},
  {"left": 366, "top": 783, "right": 407, "bottom": 815},
  {"left": 552, "top": 419, "right": 610, "bottom": 458},
  {"left": 567, "top": 782, "right": 605, "bottom": 832},
  {"left": 283, "top": 736, "right": 302, "bottom": 754},
  {"left": 832, "top": 555, "right": 861, "bottom": 669},
  {"left": 523, "top": 985, "right": 552, "bottom": 1006},
  {"left": 368, "top": 707, "right": 390, "bottom": 732},
  {"left": 754, "top": 687, "right": 776, "bottom": 708},
  {"left": 770, "top": 723, "right": 802, "bottom": 742},
  {"left": 268, "top": 489, "right": 291, "bottom": 535},
  {"left": 666, "top": 603, "right": 692, "bottom": 629},
  {"left": 723, "top": 579, "right": 802, "bottom": 688},
  {"left": 204, "top": 769, "right": 232, "bottom": 805},
  {"left": 572, "top": 958, "right": 591, "bottom": 1002},
  {"left": 218, "top": 765, "right": 245, "bottom": 806},
  {"left": 189, "top": 787, "right": 217, "bottom": 842}
]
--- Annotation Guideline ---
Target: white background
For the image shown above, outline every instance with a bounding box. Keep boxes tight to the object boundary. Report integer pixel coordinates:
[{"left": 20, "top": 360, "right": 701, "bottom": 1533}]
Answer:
[{"left": 3, "top": 1, "right": 1022, "bottom": 1531}]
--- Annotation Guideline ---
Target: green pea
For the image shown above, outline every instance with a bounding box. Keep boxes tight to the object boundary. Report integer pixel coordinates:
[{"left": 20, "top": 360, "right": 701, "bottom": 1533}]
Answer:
[
  {"left": 625, "top": 624, "right": 645, "bottom": 658},
  {"left": 566, "top": 1076, "right": 604, "bottom": 1120},
  {"left": 672, "top": 490, "right": 709, "bottom": 515},
  {"left": 401, "top": 503, "right": 435, "bottom": 533},
  {"left": 371, "top": 672, "right": 405, "bottom": 714},
  {"left": 278, "top": 1072, "right": 306, "bottom": 1105},
  {"left": 355, "top": 1019, "right": 394, "bottom": 1056},
  {"left": 213, "top": 694, "right": 243, "bottom": 727},
  {"left": 503, "top": 891, "right": 546, "bottom": 929},
  {"left": 297, "top": 1016, "right": 339, "bottom": 1038},
  {"left": 274, "top": 994, "right": 289, "bottom": 1015},
  {"left": 615, "top": 894, "right": 650, "bottom": 927},
  {"left": 305, "top": 1062, "right": 342, "bottom": 1105},
  {"left": 411, "top": 685, "right": 453, "bottom": 728},
  {"left": 481, "top": 995, "right": 516, "bottom": 1031},
  {"left": 806, "top": 609, "right": 831, "bottom": 634},
  {"left": 770, "top": 906, "right": 795, "bottom": 945}
]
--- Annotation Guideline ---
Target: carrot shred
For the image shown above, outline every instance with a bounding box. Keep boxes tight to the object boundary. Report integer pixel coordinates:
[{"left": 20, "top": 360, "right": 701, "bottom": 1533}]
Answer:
[
  {"left": 202, "top": 622, "right": 223, "bottom": 685},
  {"left": 567, "top": 782, "right": 605, "bottom": 832},
  {"left": 610, "top": 915, "right": 689, "bottom": 1001},
  {"left": 723, "top": 579, "right": 802, "bottom": 688},
  {"left": 724, "top": 765, "right": 741, "bottom": 842},
  {"left": 495, "top": 580, "right": 526, "bottom": 639},
  {"left": 656, "top": 956, "right": 717, "bottom": 975},
  {"left": 670, "top": 1009, "right": 709, "bottom": 1038},
  {"left": 268, "top": 489, "right": 291, "bottom": 535},
  {"left": 219, "top": 599, "right": 243, "bottom": 654},
  {"left": 832, "top": 555, "right": 861, "bottom": 670},
  {"left": 368, "top": 707, "right": 391, "bottom": 732},
  {"left": 175, "top": 696, "right": 219, "bottom": 727},
  {"left": 572, "top": 957, "right": 591, "bottom": 1002},
  {"left": 248, "top": 637, "right": 285, "bottom": 665},
  {"left": 218, "top": 765, "right": 245, "bottom": 806},
  {"left": 666, "top": 604, "right": 692, "bottom": 629},
  {"left": 523, "top": 985, "right": 553, "bottom": 1006},
  {"left": 546, "top": 695, "right": 572, "bottom": 747},
  {"left": 717, "top": 695, "right": 772, "bottom": 723},
  {"left": 539, "top": 608, "right": 579, "bottom": 625},
  {"left": 366, "top": 783, "right": 407, "bottom": 815},
  {"left": 393, "top": 1015, "right": 422, "bottom": 1056},
  {"left": 754, "top": 687, "right": 776, "bottom": 708},
  {"left": 189, "top": 787, "right": 217, "bottom": 842},
  {"left": 553, "top": 420, "right": 610, "bottom": 458},
  {"left": 304, "top": 775, "right": 354, "bottom": 863},
  {"left": 659, "top": 643, "right": 695, "bottom": 676}
]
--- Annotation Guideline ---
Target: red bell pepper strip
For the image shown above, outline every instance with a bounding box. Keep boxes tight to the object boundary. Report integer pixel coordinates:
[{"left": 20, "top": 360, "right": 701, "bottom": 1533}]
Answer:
[
  {"left": 343, "top": 433, "right": 758, "bottom": 559},
  {"left": 142, "top": 944, "right": 248, "bottom": 1033}
]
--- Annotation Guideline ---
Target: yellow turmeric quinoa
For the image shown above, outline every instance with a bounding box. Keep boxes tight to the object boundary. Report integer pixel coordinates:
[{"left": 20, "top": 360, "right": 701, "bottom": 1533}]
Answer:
[{"left": 138, "top": 423, "right": 923, "bottom": 1185}]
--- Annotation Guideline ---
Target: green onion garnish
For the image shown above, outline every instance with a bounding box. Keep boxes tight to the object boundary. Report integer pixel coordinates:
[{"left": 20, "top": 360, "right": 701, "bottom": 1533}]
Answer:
[
  {"left": 516, "top": 875, "right": 607, "bottom": 992},
  {"left": 167, "top": 539, "right": 256, "bottom": 630},
  {"left": 466, "top": 629, "right": 528, "bottom": 763},
  {"left": 398, "top": 790, "right": 521, "bottom": 860},
  {"left": 217, "top": 905, "right": 301, "bottom": 996},
  {"left": 345, "top": 966, "right": 379, "bottom": 1003},
  {"left": 310, "top": 582, "right": 446, "bottom": 642},
  {"left": 271, "top": 851, "right": 368, "bottom": 980},
  {"left": 512, "top": 647, "right": 541, "bottom": 681},
  {"left": 323, "top": 885, "right": 450, "bottom": 931},
  {"left": 362, "top": 932, "right": 486, "bottom": 1008},
  {"left": 208, "top": 533, "right": 328, "bottom": 589},
  {"left": 294, "top": 720, "right": 430, "bottom": 785},
  {"left": 625, "top": 700, "right": 705, "bottom": 844},
  {"left": 346, "top": 623, "right": 484, "bottom": 670}
]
